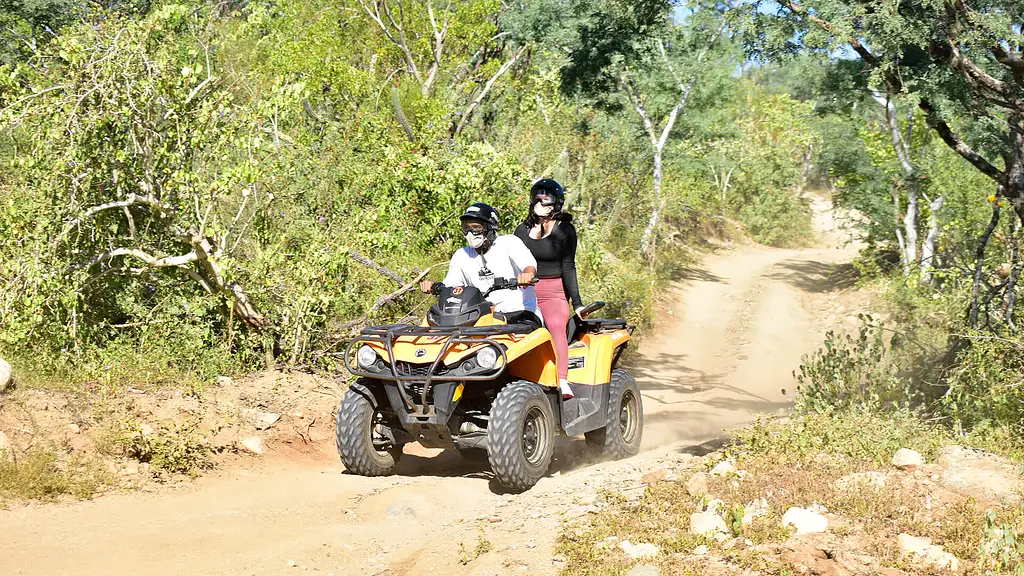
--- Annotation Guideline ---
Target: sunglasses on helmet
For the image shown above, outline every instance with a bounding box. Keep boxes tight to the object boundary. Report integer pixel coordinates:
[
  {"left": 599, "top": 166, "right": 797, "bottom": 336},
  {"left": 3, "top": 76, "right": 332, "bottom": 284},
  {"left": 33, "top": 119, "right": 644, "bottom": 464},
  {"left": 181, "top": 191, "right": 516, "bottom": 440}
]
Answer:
[
  {"left": 533, "top": 191, "right": 558, "bottom": 207},
  {"left": 462, "top": 222, "right": 487, "bottom": 236}
]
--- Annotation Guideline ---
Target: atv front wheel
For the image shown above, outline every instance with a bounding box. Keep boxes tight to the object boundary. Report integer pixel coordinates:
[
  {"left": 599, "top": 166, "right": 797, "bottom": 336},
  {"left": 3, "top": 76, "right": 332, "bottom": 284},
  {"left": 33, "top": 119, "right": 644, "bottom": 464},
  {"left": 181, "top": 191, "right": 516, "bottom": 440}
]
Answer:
[
  {"left": 585, "top": 368, "right": 643, "bottom": 459},
  {"left": 488, "top": 381, "right": 555, "bottom": 492},
  {"left": 335, "top": 380, "right": 402, "bottom": 476}
]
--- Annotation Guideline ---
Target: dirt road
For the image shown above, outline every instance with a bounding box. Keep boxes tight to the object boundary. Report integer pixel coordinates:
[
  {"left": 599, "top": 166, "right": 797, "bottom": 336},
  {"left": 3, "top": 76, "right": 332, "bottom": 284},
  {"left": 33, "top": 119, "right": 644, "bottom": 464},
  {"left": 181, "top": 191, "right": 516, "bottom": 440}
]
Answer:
[{"left": 0, "top": 199, "right": 864, "bottom": 576}]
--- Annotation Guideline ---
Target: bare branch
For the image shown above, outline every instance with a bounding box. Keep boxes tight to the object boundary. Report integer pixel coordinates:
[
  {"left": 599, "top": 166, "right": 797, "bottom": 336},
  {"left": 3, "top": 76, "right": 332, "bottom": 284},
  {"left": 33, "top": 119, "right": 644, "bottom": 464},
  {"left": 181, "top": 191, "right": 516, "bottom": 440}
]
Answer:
[
  {"left": 658, "top": 39, "right": 686, "bottom": 92},
  {"left": 621, "top": 75, "right": 658, "bottom": 147},
  {"left": 454, "top": 45, "right": 528, "bottom": 135},
  {"left": 920, "top": 99, "right": 1004, "bottom": 182},
  {"left": 85, "top": 247, "right": 201, "bottom": 269},
  {"left": 0, "top": 85, "right": 66, "bottom": 116},
  {"left": 57, "top": 193, "right": 170, "bottom": 244},
  {"left": 870, "top": 90, "right": 914, "bottom": 175},
  {"left": 946, "top": 34, "right": 1020, "bottom": 109},
  {"left": 423, "top": 0, "right": 452, "bottom": 95},
  {"left": 778, "top": 0, "right": 879, "bottom": 66},
  {"left": 350, "top": 250, "right": 406, "bottom": 285},
  {"left": 356, "top": 0, "right": 424, "bottom": 86},
  {"left": 331, "top": 262, "right": 446, "bottom": 336}
]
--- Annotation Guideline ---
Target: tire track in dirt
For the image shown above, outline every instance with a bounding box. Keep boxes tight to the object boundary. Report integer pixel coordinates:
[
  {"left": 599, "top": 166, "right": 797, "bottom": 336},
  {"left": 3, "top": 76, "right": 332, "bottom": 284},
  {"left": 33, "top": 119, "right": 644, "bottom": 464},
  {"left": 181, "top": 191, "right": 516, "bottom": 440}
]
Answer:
[{"left": 0, "top": 196, "right": 866, "bottom": 576}]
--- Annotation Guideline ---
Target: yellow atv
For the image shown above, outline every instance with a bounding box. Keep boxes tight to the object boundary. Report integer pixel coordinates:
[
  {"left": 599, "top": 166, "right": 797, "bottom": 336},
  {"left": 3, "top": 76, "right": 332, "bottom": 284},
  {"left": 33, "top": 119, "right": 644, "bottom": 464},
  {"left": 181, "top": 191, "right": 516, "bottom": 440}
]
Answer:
[{"left": 336, "top": 278, "right": 643, "bottom": 491}]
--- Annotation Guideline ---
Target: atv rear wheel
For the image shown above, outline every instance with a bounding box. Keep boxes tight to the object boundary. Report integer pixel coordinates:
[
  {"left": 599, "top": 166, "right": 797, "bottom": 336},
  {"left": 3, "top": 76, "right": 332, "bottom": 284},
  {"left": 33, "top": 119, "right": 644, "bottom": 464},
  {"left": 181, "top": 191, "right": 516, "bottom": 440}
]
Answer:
[
  {"left": 488, "top": 381, "right": 555, "bottom": 492},
  {"left": 335, "top": 380, "right": 402, "bottom": 476},
  {"left": 585, "top": 368, "right": 643, "bottom": 459}
]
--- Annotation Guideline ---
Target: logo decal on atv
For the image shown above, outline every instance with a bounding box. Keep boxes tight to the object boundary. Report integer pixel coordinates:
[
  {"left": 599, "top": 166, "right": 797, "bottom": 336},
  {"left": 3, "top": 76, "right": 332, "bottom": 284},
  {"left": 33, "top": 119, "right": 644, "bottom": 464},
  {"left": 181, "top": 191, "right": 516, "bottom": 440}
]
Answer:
[
  {"left": 568, "top": 356, "right": 585, "bottom": 370},
  {"left": 452, "top": 287, "right": 463, "bottom": 295},
  {"left": 415, "top": 348, "right": 427, "bottom": 358}
]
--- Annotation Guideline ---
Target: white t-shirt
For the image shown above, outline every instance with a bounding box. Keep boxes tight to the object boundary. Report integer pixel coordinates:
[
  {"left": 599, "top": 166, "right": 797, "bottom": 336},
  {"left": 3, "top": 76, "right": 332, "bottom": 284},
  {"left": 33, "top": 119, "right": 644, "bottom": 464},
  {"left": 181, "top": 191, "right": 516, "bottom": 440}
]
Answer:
[{"left": 443, "top": 235, "right": 544, "bottom": 323}]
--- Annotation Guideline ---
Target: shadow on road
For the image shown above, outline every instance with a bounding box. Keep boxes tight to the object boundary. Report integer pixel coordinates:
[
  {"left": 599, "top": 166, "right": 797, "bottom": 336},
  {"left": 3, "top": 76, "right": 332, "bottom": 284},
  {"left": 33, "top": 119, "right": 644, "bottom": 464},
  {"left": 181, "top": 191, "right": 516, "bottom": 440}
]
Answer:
[{"left": 768, "top": 259, "right": 859, "bottom": 293}]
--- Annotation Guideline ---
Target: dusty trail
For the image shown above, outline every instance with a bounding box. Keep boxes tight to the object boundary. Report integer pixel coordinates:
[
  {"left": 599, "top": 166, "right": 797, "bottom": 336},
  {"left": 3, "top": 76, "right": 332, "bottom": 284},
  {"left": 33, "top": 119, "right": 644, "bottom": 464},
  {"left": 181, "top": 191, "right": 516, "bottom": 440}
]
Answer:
[{"left": 0, "top": 198, "right": 864, "bottom": 576}]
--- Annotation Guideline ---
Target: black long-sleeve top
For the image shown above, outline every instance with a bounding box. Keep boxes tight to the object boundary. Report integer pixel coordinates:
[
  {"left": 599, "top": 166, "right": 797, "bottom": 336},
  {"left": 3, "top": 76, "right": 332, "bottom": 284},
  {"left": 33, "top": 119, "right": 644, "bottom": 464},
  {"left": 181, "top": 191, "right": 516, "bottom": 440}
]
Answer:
[{"left": 513, "top": 218, "right": 583, "bottom": 309}]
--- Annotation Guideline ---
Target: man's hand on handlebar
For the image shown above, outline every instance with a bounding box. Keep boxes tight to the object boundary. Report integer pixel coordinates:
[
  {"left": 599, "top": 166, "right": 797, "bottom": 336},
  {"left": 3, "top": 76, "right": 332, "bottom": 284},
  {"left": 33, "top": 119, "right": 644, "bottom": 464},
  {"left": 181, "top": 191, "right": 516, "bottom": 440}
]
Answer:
[
  {"left": 517, "top": 266, "right": 537, "bottom": 287},
  {"left": 419, "top": 280, "right": 439, "bottom": 294}
]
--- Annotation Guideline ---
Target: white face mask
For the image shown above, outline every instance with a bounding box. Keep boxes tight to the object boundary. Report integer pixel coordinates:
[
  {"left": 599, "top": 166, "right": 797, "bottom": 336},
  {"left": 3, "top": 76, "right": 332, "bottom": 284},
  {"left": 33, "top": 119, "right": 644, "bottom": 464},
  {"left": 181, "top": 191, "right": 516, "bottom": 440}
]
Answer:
[
  {"left": 466, "top": 232, "right": 486, "bottom": 249},
  {"left": 533, "top": 203, "right": 554, "bottom": 217}
]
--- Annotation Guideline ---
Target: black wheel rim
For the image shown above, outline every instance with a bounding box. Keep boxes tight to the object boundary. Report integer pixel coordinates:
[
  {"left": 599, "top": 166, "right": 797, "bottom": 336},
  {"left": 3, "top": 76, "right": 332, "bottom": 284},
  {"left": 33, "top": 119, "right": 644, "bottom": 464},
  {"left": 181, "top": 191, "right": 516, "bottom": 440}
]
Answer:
[
  {"left": 522, "top": 406, "right": 548, "bottom": 465},
  {"left": 619, "top": 389, "right": 639, "bottom": 444}
]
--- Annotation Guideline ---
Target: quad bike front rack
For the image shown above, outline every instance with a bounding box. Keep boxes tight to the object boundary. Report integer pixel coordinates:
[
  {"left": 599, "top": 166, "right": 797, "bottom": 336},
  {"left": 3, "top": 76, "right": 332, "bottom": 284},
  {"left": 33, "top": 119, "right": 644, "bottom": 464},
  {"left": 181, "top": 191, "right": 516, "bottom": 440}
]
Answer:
[{"left": 345, "top": 323, "right": 528, "bottom": 416}]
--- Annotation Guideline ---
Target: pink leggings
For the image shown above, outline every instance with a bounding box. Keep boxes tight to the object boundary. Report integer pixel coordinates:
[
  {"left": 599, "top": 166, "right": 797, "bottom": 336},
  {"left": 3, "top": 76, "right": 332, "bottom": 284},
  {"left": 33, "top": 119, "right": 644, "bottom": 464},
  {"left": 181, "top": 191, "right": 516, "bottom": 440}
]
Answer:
[{"left": 535, "top": 278, "right": 571, "bottom": 381}]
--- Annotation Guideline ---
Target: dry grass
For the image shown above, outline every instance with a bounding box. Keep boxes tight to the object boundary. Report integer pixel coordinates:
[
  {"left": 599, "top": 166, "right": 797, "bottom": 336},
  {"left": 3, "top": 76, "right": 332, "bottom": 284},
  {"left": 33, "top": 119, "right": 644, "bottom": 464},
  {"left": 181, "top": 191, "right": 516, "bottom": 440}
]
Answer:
[
  {"left": 558, "top": 411, "right": 1024, "bottom": 576},
  {"left": 0, "top": 445, "right": 112, "bottom": 504}
]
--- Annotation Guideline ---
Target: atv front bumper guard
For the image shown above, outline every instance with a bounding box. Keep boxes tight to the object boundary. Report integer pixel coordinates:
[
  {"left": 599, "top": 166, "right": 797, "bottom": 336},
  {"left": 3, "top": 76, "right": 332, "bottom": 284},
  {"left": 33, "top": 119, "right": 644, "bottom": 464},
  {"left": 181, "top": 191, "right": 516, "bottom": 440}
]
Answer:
[{"left": 345, "top": 323, "right": 528, "bottom": 416}]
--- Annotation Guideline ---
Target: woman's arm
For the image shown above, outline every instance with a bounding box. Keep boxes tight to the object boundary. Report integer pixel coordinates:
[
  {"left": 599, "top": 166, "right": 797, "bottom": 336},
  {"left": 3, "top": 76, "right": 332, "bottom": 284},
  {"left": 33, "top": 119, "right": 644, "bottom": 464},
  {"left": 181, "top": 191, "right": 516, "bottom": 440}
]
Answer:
[{"left": 561, "top": 223, "right": 584, "bottom": 310}]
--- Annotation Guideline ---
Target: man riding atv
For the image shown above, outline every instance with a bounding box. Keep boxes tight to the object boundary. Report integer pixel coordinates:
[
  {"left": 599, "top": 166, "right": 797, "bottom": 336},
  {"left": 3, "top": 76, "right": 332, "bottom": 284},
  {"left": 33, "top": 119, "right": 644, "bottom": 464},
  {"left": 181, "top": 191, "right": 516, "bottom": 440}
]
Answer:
[
  {"left": 337, "top": 202, "right": 643, "bottom": 492},
  {"left": 419, "top": 202, "right": 543, "bottom": 330}
]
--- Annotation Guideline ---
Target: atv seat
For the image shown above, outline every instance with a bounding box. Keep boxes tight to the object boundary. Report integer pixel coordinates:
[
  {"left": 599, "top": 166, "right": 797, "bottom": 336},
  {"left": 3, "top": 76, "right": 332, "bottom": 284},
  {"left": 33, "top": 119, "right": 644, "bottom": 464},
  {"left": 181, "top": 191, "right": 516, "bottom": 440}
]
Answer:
[{"left": 493, "top": 310, "right": 543, "bottom": 334}]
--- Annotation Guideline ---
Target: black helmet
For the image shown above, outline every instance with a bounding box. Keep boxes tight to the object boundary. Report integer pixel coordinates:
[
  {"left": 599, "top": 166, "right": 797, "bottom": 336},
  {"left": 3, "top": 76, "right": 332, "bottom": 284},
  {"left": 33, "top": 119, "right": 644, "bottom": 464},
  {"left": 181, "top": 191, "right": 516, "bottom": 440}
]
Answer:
[
  {"left": 460, "top": 202, "right": 500, "bottom": 232},
  {"left": 531, "top": 178, "right": 564, "bottom": 207}
]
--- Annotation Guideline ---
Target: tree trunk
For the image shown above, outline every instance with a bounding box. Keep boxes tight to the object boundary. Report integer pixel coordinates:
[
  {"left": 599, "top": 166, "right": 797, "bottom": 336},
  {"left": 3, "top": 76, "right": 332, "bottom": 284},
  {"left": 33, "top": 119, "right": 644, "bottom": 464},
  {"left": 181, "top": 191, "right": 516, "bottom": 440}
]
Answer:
[
  {"left": 796, "top": 142, "right": 813, "bottom": 196},
  {"left": 872, "top": 91, "right": 919, "bottom": 274},
  {"left": 971, "top": 193, "right": 1002, "bottom": 329},
  {"left": 892, "top": 188, "right": 910, "bottom": 277},
  {"left": 904, "top": 180, "right": 919, "bottom": 268},
  {"left": 1005, "top": 219, "right": 1021, "bottom": 331},
  {"left": 640, "top": 149, "right": 663, "bottom": 257},
  {"left": 920, "top": 195, "right": 944, "bottom": 283}
]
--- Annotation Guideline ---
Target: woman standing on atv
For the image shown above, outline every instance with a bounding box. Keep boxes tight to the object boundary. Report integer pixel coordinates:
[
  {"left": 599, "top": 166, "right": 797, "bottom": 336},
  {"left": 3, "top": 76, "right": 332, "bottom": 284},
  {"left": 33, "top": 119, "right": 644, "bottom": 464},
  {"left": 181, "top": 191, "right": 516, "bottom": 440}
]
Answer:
[{"left": 514, "top": 179, "right": 585, "bottom": 400}]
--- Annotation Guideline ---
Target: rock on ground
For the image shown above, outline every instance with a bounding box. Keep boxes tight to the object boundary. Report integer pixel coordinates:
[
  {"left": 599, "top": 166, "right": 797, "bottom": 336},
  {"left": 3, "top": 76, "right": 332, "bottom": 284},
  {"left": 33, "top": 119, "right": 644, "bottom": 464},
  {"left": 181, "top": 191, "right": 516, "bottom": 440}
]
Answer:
[
  {"left": 253, "top": 412, "right": 281, "bottom": 431},
  {"left": 385, "top": 504, "right": 417, "bottom": 519},
  {"left": 0, "top": 357, "right": 11, "bottom": 393},
  {"left": 710, "top": 459, "right": 736, "bottom": 476},
  {"left": 239, "top": 436, "right": 264, "bottom": 455},
  {"left": 619, "top": 541, "right": 660, "bottom": 560},
  {"left": 898, "top": 533, "right": 960, "bottom": 571},
  {"left": 690, "top": 511, "right": 728, "bottom": 536},
  {"left": 835, "top": 471, "right": 888, "bottom": 491},
  {"left": 687, "top": 472, "right": 709, "bottom": 498},
  {"left": 782, "top": 507, "right": 829, "bottom": 535},
  {"left": 641, "top": 469, "right": 668, "bottom": 485},
  {"left": 892, "top": 448, "right": 924, "bottom": 470},
  {"left": 625, "top": 566, "right": 660, "bottom": 576},
  {"left": 742, "top": 498, "right": 769, "bottom": 526},
  {"left": 936, "top": 446, "right": 1021, "bottom": 504}
]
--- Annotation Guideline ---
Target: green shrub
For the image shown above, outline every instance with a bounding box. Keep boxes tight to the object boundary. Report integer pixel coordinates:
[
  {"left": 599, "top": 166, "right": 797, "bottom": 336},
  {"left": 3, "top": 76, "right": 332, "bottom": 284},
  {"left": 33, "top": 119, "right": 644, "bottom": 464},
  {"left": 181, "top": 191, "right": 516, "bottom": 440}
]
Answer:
[
  {"left": 738, "top": 188, "right": 813, "bottom": 247},
  {"left": 793, "top": 315, "right": 913, "bottom": 413}
]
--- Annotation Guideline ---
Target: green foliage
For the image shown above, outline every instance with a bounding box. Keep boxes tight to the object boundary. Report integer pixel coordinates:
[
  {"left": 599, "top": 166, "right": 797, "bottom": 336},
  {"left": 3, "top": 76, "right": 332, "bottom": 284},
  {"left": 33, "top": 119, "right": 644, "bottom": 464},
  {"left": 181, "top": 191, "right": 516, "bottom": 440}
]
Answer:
[
  {"left": 104, "top": 418, "right": 213, "bottom": 477},
  {"left": 0, "top": 0, "right": 826, "bottom": 391},
  {"left": 980, "top": 504, "right": 1024, "bottom": 575},
  {"left": 943, "top": 335, "right": 1024, "bottom": 438},
  {"left": 793, "top": 316, "right": 910, "bottom": 413},
  {"left": 738, "top": 188, "right": 812, "bottom": 247},
  {"left": 734, "top": 410, "right": 950, "bottom": 467}
]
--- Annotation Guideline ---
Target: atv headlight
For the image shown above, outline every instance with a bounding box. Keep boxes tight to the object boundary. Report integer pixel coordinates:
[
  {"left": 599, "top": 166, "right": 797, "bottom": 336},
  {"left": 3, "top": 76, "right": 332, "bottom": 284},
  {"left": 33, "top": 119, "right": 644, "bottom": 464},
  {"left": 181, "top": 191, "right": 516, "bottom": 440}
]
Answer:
[
  {"left": 357, "top": 345, "right": 377, "bottom": 369},
  {"left": 476, "top": 346, "right": 499, "bottom": 370}
]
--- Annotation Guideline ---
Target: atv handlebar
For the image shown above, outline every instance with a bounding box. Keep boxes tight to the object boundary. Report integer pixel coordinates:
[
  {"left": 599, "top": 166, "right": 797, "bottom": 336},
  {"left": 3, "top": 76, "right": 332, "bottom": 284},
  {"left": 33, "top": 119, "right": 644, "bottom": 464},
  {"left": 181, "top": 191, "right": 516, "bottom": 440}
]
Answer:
[{"left": 484, "top": 277, "right": 538, "bottom": 297}]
